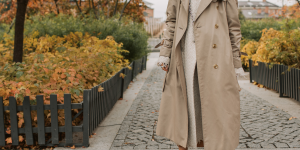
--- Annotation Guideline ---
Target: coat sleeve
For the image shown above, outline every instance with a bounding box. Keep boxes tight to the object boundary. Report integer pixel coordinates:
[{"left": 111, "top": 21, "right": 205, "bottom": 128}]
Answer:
[
  {"left": 226, "top": 0, "right": 242, "bottom": 68},
  {"left": 160, "top": 0, "right": 178, "bottom": 58}
]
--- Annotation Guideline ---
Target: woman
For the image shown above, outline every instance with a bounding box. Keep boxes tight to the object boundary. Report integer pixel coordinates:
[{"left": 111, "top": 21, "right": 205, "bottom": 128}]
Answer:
[{"left": 155, "top": 0, "right": 246, "bottom": 149}]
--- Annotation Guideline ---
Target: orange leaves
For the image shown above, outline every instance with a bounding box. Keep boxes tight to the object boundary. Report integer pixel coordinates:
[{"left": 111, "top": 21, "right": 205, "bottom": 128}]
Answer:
[
  {"left": 120, "top": 73, "right": 125, "bottom": 79},
  {"left": 5, "top": 137, "right": 12, "bottom": 144},
  {"left": 19, "top": 135, "right": 24, "bottom": 142},
  {"left": 0, "top": 33, "right": 129, "bottom": 141},
  {"left": 6, "top": 128, "right": 11, "bottom": 134},
  {"left": 98, "top": 86, "right": 104, "bottom": 92},
  {"left": 61, "top": 74, "right": 67, "bottom": 79},
  {"left": 76, "top": 74, "right": 82, "bottom": 79},
  {"left": 43, "top": 68, "right": 49, "bottom": 74}
]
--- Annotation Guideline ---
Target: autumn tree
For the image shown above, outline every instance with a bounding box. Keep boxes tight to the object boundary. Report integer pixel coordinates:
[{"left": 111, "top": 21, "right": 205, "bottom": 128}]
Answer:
[
  {"left": 281, "top": 0, "right": 300, "bottom": 18},
  {"left": 119, "top": 0, "right": 131, "bottom": 20}
]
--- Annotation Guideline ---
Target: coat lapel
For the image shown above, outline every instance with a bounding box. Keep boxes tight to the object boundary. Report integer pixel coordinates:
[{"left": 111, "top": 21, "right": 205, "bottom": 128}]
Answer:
[{"left": 194, "top": 0, "right": 212, "bottom": 22}]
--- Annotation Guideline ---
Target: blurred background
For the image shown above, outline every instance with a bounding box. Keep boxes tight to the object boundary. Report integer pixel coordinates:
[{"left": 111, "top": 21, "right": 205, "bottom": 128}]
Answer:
[{"left": 0, "top": 0, "right": 300, "bottom": 149}]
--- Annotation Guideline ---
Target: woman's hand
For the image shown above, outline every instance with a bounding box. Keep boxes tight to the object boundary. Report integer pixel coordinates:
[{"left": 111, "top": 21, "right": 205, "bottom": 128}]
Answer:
[{"left": 161, "top": 63, "right": 169, "bottom": 72}]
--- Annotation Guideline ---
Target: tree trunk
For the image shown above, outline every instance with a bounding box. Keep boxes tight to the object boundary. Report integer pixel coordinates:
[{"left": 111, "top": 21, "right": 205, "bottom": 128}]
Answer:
[
  {"left": 113, "top": 0, "right": 119, "bottom": 16},
  {"left": 119, "top": 0, "right": 131, "bottom": 21},
  {"left": 98, "top": 0, "right": 104, "bottom": 16},
  {"left": 54, "top": 0, "right": 60, "bottom": 14},
  {"left": 91, "top": 0, "right": 98, "bottom": 19},
  {"left": 13, "top": 0, "right": 29, "bottom": 63},
  {"left": 106, "top": 0, "right": 110, "bottom": 18},
  {"left": 74, "top": 0, "right": 82, "bottom": 13}
]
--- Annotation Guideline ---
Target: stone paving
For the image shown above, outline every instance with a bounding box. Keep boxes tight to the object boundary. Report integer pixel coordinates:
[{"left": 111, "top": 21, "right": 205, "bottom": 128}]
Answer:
[{"left": 110, "top": 67, "right": 300, "bottom": 149}]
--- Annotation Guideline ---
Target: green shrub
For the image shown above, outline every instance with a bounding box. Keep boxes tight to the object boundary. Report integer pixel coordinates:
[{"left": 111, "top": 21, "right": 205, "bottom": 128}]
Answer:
[
  {"left": 0, "top": 13, "right": 149, "bottom": 61},
  {"left": 240, "top": 18, "right": 300, "bottom": 41},
  {"left": 0, "top": 23, "right": 9, "bottom": 39}
]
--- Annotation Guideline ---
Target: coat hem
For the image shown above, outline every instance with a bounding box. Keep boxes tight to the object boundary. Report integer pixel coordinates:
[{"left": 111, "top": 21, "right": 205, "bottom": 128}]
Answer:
[{"left": 156, "top": 130, "right": 188, "bottom": 149}]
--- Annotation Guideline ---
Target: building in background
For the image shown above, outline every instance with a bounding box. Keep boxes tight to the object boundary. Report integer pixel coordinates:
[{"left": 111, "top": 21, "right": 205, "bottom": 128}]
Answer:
[
  {"left": 143, "top": 1, "right": 154, "bottom": 18},
  {"left": 238, "top": 0, "right": 282, "bottom": 19},
  {"left": 143, "top": 0, "right": 164, "bottom": 38}
]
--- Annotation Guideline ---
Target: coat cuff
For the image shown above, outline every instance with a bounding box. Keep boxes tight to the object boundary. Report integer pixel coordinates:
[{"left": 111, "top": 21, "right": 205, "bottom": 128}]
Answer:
[{"left": 157, "top": 56, "right": 170, "bottom": 68}]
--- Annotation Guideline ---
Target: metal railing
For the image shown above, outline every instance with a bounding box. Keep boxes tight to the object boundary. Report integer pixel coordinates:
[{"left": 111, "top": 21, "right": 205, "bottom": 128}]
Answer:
[
  {"left": 249, "top": 59, "right": 300, "bottom": 102},
  {"left": 0, "top": 55, "right": 148, "bottom": 147}
]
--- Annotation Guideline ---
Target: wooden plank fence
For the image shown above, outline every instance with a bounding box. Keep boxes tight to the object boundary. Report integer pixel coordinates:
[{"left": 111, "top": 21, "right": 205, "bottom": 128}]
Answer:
[
  {"left": 249, "top": 59, "right": 300, "bottom": 102},
  {"left": 0, "top": 55, "right": 147, "bottom": 147}
]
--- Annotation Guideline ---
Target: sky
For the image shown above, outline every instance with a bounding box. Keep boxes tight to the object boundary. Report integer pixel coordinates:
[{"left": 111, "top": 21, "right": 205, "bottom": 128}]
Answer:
[{"left": 145, "top": 0, "right": 298, "bottom": 21}]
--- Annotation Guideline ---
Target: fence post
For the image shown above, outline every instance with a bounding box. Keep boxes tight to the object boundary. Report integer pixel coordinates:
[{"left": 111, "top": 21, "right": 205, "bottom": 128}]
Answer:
[
  {"left": 278, "top": 65, "right": 283, "bottom": 97},
  {"left": 9, "top": 97, "right": 19, "bottom": 145},
  {"left": 0, "top": 97, "right": 5, "bottom": 146},
  {"left": 249, "top": 59, "right": 253, "bottom": 83},
  {"left": 50, "top": 95, "right": 59, "bottom": 145},
  {"left": 131, "top": 61, "right": 135, "bottom": 81},
  {"left": 145, "top": 55, "right": 147, "bottom": 70},
  {"left": 121, "top": 68, "right": 125, "bottom": 99},
  {"left": 298, "top": 69, "right": 300, "bottom": 102},
  {"left": 83, "top": 89, "right": 90, "bottom": 147},
  {"left": 23, "top": 96, "right": 34, "bottom": 145},
  {"left": 140, "top": 58, "right": 143, "bottom": 73}
]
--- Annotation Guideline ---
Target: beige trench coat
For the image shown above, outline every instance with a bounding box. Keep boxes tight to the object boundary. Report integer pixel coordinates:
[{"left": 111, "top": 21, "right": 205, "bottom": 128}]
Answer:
[{"left": 156, "top": 0, "right": 243, "bottom": 149}]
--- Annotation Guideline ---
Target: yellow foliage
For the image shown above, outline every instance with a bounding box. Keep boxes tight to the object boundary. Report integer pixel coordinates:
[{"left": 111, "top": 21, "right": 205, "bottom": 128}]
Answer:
[
  {"left": 0, "top": 32, "right": 130, "bottom": 129},
  {"left": 241, "top": 28, "right": 300, "bottom": 69}
]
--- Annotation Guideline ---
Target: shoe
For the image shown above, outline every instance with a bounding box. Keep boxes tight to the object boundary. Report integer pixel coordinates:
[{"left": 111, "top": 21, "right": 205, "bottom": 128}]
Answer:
[{"left": 197, "top": 140, "right": 204, "bottom": 147}]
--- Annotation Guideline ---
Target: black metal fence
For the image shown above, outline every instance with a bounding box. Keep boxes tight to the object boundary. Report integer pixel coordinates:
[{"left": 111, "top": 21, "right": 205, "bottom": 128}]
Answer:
[
  {"left": 249, "top": 59, "right": 300, "bottom": 102},
  {"left": 0, "top": 55, "right": 148, "bottom": 147},
  {"left": 0, "top": 95, "right": 88, "bottom": 147}
]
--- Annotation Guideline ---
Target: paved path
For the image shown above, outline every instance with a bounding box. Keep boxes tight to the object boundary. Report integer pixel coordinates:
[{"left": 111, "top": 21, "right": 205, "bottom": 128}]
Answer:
[
  {"left": 110, "top": 66, "right": 300, "bottom": 149},
  {"left": 147, "top": 38, "right": 162, "bottom": 52}
]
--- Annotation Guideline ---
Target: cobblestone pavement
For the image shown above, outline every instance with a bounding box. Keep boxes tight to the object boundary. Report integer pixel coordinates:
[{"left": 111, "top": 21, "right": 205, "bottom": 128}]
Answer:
[{"left": 110, "top": 67, "right": 300, "bottom": 149}]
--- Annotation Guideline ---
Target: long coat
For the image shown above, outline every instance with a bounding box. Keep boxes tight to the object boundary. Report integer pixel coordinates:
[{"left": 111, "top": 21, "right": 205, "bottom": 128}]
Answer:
[{"left": 156, "top": 0, "right": 243, "bottom": 149}]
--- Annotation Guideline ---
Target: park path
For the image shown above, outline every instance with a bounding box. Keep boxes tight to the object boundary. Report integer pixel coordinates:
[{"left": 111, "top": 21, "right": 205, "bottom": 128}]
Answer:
[{"left": 109, "top": 63, "right": 300, "bottom": 150}]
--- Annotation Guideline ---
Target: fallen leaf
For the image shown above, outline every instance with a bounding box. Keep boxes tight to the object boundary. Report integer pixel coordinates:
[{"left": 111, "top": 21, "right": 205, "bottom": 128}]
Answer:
[
  {"left": 70, "top": 145, "right": 75, "bottom": 149},
  {"left": 289, "top": 117, "right": 297, "bottom": 120},
  {"left": 119, "top": 98, "right": 123, "bottom": 100},
  {"left": 5, "top": 137, "right": 12, "bottom": 144},
  {"left": 19, "top": 135, "right": 24, "bottom": 142},
  {"left": 98, "top": 86, "right": 104, "bottom": 92}
]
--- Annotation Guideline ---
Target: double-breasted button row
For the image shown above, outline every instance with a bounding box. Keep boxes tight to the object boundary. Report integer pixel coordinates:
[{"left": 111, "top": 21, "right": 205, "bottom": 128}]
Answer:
[{"left": 212, "top": 24, "right": 218, "bottom": 48}]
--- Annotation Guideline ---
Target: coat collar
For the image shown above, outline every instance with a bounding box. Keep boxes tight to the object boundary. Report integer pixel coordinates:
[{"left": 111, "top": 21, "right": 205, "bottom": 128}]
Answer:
[{"left": 181, "top": 0, "right": 213, "bottom": 22}]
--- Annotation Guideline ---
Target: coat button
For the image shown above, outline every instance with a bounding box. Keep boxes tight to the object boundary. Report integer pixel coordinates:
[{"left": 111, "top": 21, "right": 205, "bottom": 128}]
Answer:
[
  {"left": 215, "top": 24, "right": 219, "bottom": 29},
  {"left": 213, "top": 44, "right": 217, "bottom": 48},
  {"left": 214, "top": 64, "right": 218, "bottom": 69},
  {"left": 193, "top": 40, "right": 195, "bottom": 43},
  {"left": 217, "top": 6, "right": 219, "bottom": 9}
]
